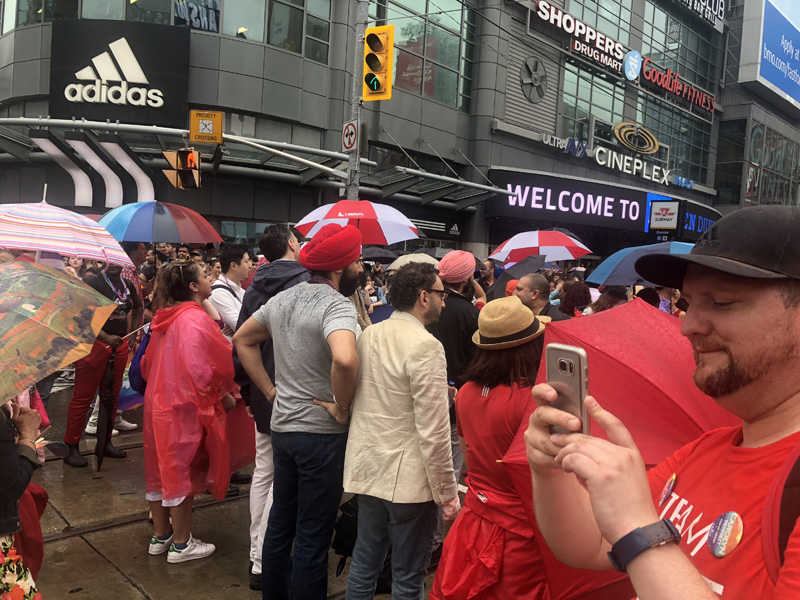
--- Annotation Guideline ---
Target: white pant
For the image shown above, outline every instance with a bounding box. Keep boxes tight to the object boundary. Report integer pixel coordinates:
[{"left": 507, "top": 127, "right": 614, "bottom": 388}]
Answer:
[{"left": 249, "top": 428, "right": 274, "bottom": 574}]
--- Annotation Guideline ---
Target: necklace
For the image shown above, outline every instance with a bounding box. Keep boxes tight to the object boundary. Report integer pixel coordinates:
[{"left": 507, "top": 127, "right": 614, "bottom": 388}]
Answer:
[
  {"left": 308, "top": 276, "right": 337, "bottom": 291},
  {"left": 102, "top": 271, "right": 130, "bottom": 304}
]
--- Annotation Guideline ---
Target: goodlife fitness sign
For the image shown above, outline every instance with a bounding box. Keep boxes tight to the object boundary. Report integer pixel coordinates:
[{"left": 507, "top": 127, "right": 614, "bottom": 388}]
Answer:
[{"left": 49, "top": 20, "right": 190, "bottom": 128}]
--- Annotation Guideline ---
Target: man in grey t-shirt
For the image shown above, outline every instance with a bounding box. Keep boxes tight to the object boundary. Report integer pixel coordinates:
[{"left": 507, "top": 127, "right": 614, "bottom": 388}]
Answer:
[{"left": 234, "top": 223, "right": 362, "bottom": 600}]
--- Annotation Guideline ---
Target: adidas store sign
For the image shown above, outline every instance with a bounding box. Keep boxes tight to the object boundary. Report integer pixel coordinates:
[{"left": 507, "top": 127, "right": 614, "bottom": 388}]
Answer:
[
  {"left": 49, "top": 21, "right": 189, "bottom": 127},
  {"left": 64, "top": 38, "right": 164, "bottom": 109}
]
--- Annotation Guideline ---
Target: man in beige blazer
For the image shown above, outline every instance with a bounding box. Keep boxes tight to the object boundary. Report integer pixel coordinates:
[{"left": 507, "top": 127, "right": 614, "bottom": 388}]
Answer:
[{"left": 343, "top": 262, "right": 461, "bottom": 600}]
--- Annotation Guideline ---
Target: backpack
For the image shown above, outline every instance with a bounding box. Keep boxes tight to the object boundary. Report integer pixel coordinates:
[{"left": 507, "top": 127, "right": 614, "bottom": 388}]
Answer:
[
  {"left": 763, "top": 440, "right": 800, "bottom": 584},
  {"left": 128, "top": 327, "right": 151, "bottom": 395}
]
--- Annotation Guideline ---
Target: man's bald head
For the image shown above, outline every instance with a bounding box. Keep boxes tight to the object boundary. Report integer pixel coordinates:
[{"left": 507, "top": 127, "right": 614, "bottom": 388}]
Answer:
[{"left": 513, "top": 273, "right": 551, "bottom": 311}]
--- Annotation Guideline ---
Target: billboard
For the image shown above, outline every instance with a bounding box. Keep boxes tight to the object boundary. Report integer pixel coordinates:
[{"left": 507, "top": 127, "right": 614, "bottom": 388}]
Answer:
[
  {"left": 740, "top": 0, "right": 800, "bottom": 112},
  {"left": 49, "top": 20, "right": 190, "bottom": 128}
]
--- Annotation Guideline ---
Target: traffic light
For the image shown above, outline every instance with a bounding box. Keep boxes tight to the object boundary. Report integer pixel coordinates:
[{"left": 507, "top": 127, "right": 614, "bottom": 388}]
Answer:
[
  {"left": 163, "top": 148, "right": 201, "bottom": 189},
  {"left": 362, "top": 25, "right": 394, "bottom": 102}
]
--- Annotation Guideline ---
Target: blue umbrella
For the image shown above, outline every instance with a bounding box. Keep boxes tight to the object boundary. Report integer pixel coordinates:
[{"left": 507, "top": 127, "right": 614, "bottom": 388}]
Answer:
[
  {"left": 98, "top": 202, "right": 222, "bottom": 243},
  {"left": 587, "top": 242, "right": 694, "bottom": 286}
]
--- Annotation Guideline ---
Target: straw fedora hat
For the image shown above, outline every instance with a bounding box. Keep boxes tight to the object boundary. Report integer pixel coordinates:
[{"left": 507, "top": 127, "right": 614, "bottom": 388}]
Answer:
[{"left": 472, "top": 296, "right": 550, "bottom": 350}]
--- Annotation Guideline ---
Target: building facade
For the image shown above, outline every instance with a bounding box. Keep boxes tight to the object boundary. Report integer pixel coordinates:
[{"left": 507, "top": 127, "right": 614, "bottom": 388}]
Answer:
[{"left": 0, "top": 0, "right": 788, "bottom": 258}]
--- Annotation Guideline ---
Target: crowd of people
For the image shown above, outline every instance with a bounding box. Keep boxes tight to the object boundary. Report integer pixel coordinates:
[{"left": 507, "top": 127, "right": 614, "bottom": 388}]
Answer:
[{"left": 2, "top": 204, "right": 800, "bottom": 600}]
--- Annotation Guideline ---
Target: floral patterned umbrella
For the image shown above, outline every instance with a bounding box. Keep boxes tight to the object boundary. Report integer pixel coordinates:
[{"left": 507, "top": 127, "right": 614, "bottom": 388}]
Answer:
[{"left": 0, "top": 261, "right": 117, "bottom": 403}]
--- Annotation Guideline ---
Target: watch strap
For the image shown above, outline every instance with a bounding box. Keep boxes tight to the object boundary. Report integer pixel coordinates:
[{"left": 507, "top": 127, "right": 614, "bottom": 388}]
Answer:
[{"left": 608, "top": 519, "right": 681, "bottom": 572}]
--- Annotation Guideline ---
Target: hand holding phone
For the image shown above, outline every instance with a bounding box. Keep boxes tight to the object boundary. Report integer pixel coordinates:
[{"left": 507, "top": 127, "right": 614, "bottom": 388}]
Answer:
[{"left": 545, "top": 343, "right": 590, "bottom": 435}]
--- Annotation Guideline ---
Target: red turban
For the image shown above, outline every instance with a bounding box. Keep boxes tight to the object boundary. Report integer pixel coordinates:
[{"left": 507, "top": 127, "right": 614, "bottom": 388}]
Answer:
[
  {"left": 438, "top": 250, "right": 476, "bottom": 283},
  {"left": 300, "top": 224, "right": 363, "bottom": 272}
]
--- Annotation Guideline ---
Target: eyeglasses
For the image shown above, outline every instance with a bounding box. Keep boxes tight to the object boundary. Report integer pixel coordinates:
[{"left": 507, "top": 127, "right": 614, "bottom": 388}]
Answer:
[{"left": 426, "top": 289, "right": 448, "bottom": 301}]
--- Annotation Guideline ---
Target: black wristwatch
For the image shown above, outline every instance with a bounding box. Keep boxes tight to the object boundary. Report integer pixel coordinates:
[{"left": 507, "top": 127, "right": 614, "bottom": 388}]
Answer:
[{"left": 607, "top": 519, "right": 681, "bottom": 572}]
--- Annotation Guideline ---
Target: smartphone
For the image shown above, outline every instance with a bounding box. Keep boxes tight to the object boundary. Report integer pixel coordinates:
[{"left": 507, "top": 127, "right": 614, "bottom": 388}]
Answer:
[{"left": 545, "top": 343, "right": 590, "bottom": 435}]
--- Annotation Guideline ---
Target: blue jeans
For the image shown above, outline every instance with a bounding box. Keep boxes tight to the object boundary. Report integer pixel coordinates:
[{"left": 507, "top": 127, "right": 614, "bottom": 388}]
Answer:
[
  {"left": 261, "top": 431, "right": 348, "bottom": 600},
  {"left": 345, "top": 495, "right": 438, "bottom": 600}
]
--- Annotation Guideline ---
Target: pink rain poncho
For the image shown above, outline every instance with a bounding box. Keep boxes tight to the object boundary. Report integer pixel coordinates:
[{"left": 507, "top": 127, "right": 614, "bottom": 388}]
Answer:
[{"left": 141, "top": 301, "right": 239, "bottom": 501}]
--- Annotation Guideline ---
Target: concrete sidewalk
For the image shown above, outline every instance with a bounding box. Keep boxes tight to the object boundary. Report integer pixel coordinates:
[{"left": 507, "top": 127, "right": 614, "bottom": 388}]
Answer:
[{"left": 32, "top": 404, "right": 435, "bottom": 599}]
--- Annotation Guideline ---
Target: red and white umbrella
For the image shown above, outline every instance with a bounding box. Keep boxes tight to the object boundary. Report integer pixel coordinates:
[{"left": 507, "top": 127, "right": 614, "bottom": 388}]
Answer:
[
  {"left": 294, "top": 200, "right": 418, "bottom": 245},
  {"left": 489, "top": 230, "right": 591, "bottom": 263}
]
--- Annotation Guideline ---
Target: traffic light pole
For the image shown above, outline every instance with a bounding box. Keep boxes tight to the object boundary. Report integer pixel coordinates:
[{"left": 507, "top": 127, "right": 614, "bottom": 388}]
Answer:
[{"left": 345, "top": 0, "right": 370, "bottom": 201}]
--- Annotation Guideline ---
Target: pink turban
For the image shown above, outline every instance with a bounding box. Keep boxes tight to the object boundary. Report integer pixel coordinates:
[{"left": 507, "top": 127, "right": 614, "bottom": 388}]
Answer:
[{"left": 438, "top": 250, "right": 476, "bottom": 283}]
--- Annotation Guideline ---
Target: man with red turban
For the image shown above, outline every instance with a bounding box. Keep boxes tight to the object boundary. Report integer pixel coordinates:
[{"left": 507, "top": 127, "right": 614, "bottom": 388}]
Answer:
[{"left": 234, "top": 223, "right": 363, "bottom": 600}]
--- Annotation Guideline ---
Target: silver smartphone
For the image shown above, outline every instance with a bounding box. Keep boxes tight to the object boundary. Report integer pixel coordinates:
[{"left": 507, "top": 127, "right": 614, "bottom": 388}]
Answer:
[{"left": 545, "top": 343, "right": 590, "bottom": 435}]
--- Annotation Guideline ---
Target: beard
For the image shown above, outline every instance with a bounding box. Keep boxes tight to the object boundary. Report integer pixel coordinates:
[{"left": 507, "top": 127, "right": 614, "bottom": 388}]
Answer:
[
  {"left": 424, "top": 302, "right": 442, "bottom": 326},
  {"left": 693, "top": 339, "right": 798, "bottom": 398},
  {"left": 339, "top": 269, "right": 362, "bottom": 298}
]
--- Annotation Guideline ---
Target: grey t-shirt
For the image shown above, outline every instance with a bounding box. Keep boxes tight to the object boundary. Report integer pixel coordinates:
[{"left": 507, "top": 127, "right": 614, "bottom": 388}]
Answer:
[{"left": 253, "top": 281, "right": 358, "bottom": 434}]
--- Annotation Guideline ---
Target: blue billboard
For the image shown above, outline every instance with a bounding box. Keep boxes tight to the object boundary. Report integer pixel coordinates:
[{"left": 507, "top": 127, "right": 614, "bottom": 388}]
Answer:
[{"left": 759, "top": 0, "right": 800, "bottom": 105}]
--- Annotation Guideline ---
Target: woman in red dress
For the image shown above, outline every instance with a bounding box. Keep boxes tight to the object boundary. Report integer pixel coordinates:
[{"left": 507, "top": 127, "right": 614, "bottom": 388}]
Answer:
[
  {"left": 141, "top": 262, "right": 238, "bottom": 564},
  {"left": 431, "top": 296, "right": 550, "bottom": 600}
]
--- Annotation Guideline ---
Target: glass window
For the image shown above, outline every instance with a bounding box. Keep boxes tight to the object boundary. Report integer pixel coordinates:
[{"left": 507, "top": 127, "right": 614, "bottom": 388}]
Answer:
[
  {"left": 82, "top": 0, "right": 123, "bottom": 19},
  {"left": 394, "top": 48, "right": 423, "bottom": 94},
  {"left": 3, "top": 0, "right": 14, "bottom": 33},
  {"left": 174, "top": 0, "right": 219, "bottom": 32},
  {"left": 425, "top": 22, "right": 459, "bottom": 70},
  {"left": 267, "top": 0, "right": 303, "bottom": 51},
  {"left": 16, "top": 0, "right": 42, "bottom": 26},
  {"left": 127, "top": 0, "right": 170, "bottom": 24},
  {"left": 305, "top": 37, "right": 328, "bottom": 63},
  {"left": 224, "top": 0, "right": 266, "bottom": 42},
  {"left": 306, "top": 14, "right": 328, "bottom": 41},
  {"left": 44, "top": 0, "right": 77, "bottom": 21},
  {"left": 307, "top": 0, "right": 329, "bottom": 18},
  {"left": 374, "top": 0, "right": 473, "bottom": 112},
  {"left": 424, "top": 62, "right": 457, "bottom": 106}
]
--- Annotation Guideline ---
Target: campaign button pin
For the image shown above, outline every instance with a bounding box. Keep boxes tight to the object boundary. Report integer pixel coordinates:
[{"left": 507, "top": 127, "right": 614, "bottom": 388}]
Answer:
[
  {"left": 659, "top": 473, "right": 677, "bottom": 507},
  {"left": 707, "top": 511, "right": 743, "bottom": 558}
]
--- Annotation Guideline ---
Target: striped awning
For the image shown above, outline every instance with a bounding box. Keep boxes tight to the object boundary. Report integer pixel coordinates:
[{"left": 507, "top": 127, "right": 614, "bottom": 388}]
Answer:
[{"left": 0, "top": 201, "right": 133, "bottom": 267}]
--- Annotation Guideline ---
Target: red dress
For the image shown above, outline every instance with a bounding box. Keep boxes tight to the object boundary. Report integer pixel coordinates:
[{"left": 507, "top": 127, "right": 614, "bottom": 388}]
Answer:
[
  {"left": 431, "top": 383, "right": 549, "bottom": 600},
  {"left": 141, "top": 302, "right": 238, "bottom": 501}
]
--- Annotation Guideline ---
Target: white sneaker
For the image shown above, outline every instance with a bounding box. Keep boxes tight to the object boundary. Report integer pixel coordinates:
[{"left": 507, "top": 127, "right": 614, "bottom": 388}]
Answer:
[
  {"left": 167, "top": 536, "right": 216, "bottom": 564},
  {"left": 114, "top": 417, "right": 138, "bottom": 431},
  {"left": 84, "top": 423, "right": 119, "bottom": 437},
  {"left": 148, "top": 532, "right": 174, "bottom": 556}
]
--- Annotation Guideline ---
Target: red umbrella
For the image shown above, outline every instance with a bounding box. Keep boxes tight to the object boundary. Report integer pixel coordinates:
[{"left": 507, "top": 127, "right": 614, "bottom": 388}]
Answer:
[
  {"left": 294, "top": 200, "right": 418, "bottom": 245},
  {"left": 501, "top": 299, "right": 739, "bottom": 600},
  {"left": 489, "top": 230, "right": 591, "bottom": 263}
]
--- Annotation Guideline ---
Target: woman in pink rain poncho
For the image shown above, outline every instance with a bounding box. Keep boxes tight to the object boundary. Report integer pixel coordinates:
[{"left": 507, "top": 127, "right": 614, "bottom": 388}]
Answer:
[{"left": 141, "top": 261, "right": 238, "bottom": 563}]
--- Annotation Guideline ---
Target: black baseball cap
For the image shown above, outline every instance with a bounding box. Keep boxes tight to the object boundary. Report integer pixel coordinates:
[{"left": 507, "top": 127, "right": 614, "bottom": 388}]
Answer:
[{"left": 635, "top": 205, "right": 800, "bottom": 288}]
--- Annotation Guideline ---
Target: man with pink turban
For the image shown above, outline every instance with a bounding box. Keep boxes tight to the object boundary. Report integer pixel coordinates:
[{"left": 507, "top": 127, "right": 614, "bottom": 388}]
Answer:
[{"left": 234, "top": 223, "right": 363, "bottom": 600}]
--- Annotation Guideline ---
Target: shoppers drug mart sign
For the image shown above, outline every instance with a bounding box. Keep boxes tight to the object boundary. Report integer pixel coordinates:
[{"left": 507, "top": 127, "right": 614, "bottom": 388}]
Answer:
[{"left": 535, "top": 1, "right": 625, "bottom": 73}]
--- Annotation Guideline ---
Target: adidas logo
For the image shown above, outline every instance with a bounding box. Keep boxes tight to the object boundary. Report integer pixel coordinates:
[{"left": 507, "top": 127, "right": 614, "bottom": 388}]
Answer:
[
  {"left": 449, "top": 224, "right": 460, "bottom": 235},
  {"left": 64, "top": 38, "right": 164, "bottom": 109}
]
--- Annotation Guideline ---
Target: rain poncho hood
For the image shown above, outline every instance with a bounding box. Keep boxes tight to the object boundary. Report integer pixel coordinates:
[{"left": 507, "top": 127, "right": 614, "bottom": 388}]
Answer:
[{"left": 142, "top": 301, "right": 238, "bottom": 501}]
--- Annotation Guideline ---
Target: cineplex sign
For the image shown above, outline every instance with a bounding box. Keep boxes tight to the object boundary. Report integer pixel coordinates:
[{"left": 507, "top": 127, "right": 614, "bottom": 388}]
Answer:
[
  {"left": 539, "top": 123, "right": 696, "bottom": 190},
  {"left": 534, "top": 1, "right": 715, "bottom": 113}
]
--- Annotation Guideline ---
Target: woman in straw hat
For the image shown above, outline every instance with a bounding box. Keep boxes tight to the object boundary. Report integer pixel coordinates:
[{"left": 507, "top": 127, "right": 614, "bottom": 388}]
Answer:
[{"left": 431, "top": 296, "right": 550, "bottom": 600}]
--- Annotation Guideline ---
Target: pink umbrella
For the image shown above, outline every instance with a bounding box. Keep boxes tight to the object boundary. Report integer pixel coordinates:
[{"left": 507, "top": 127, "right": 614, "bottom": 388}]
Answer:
[
  {"left": 490, "top": 230, "right": 591, "bottom": 263},
  {"left": 294, "top": 200, "right": 418, "bottom": 245}
]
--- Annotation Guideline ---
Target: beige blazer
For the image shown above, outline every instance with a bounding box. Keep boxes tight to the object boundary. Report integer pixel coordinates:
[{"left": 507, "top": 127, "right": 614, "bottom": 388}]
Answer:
[{"left": 343, "top": 311, "right": 457, "bottom": 504}]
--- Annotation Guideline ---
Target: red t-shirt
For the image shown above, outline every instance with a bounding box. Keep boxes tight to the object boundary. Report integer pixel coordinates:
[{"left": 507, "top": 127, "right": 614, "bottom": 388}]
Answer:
[
  {"left": 456, "top": 382, "right": 535, "bottom": 536},
  {"left": 646, "top": 426, "right": 800, "bottom": 598}
]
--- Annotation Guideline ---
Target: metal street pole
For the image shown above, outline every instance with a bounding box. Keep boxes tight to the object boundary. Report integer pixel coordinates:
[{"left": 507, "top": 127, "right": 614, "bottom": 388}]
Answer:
[{"left": 345, "top": 0, "right": 369, "bottom": 200}]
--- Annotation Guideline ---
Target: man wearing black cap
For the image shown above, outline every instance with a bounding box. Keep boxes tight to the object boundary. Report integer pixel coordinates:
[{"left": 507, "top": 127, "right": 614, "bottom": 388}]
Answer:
[{"left": 525, "top": 206, "right": 800, "bottom": 598}]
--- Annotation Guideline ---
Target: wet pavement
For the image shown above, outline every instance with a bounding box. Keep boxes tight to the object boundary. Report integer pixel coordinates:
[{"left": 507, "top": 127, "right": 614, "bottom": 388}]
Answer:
[{"left": 33, "top": 387, "right": 437, "bottom": 599}]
